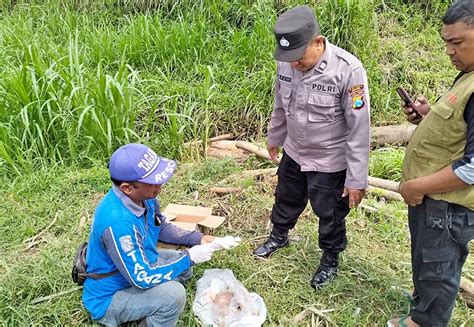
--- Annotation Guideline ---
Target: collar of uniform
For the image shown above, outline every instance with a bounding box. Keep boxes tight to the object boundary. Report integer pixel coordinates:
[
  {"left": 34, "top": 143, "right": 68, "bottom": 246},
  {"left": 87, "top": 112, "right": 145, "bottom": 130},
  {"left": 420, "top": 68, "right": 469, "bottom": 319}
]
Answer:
[
  {"left": 112, "top": 184, "right": 145, "bottom": 217},
  {"left": 313, "top": 38, "right": 332, "bottom": 73}
]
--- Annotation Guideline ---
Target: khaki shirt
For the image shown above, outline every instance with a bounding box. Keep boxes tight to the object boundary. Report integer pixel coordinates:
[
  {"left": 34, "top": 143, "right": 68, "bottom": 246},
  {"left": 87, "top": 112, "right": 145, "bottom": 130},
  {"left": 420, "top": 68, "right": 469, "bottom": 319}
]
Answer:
[{"left": 268, "top": 40, "right": 370, "bottom": 189}]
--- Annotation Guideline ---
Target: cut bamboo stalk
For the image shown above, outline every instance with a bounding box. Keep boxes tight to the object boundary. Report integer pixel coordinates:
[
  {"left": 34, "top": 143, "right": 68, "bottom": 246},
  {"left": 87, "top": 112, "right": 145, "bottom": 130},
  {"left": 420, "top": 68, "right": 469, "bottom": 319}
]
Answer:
[
  {"left": 367, "top": 186, "right": 404, "bottom": 201},
  {"left": 368, "top": 176, "right": 400, "bottom": 192},
  {"left": 235, "top": 141, "right": 278, "bottom": 162},
  {"left": 208, "top": 134, "right": 234, "bottom": 143},
  {"left": 185, "top": 133, "right": 234, "bottom": 146},
  {"left": 359, "top": 201, "right": 379, "bottom": 213}
]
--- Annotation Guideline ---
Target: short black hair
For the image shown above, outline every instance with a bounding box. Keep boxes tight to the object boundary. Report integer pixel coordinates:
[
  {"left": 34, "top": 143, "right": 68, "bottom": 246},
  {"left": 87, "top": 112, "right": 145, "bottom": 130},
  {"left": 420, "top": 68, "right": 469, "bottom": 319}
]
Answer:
[
  {"left": 110, "top": 177, "right": 125, "bottom": 186},
  {"left": 110, "top": 177, "right": 139, "bottom": 187},
  {"left": 443, "top": 0, "right": 474, "bottom": 28}
]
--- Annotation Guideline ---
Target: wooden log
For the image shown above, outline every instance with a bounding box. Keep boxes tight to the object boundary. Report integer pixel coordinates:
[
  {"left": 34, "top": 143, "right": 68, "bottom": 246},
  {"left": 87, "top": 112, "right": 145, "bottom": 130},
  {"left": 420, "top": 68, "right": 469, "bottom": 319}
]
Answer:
[
  {"left": 460, "top": 276, "right": 474, "bottom": 294},
  {"left": 208, "top": 187, "right": 242, "bottom": 194},
  {"left": 206, "top": 140, "right": 249, "bottom": 161},
  {"left": 359, "top": 201, "right": 379, "bottom": 213},
  {"left": 208, "top": 134, "right": 234, "bottom": 143},
  {"left": 185, "top": 133, "right": 234, "bottom": 146},
  {"left": 371, "top": 124, "right": 416, "bottom": 148},
  {"left": 367, "top": 186, "right": 404, "bottom": 201},
  {"left": 460, "top": 276, "right": 474, "bottom": 309},
  {"left": 235, "top": 141, "right": 275, "bottom": 162},
  {"left": 368, "top": 176, "right": 400, "bottom": 192}
]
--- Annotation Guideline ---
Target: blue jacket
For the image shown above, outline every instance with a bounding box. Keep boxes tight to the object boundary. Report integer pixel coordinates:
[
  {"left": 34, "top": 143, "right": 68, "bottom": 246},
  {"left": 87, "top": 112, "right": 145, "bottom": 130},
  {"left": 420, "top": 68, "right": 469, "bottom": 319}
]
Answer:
[{"left": 82, "top": 186, "right": 202, "bottom": 320}]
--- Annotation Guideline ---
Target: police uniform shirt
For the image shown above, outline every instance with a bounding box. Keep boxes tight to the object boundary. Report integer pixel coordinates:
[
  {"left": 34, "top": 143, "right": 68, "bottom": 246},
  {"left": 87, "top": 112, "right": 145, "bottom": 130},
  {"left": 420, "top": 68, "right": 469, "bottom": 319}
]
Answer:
[{"left": 268, "top": 39, "right": 371, "bottom": 190}]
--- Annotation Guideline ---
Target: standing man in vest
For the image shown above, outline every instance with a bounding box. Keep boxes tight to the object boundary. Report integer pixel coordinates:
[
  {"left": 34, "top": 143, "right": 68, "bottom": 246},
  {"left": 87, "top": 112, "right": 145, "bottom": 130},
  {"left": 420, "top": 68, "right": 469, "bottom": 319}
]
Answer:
[
  {"left": 253, "top": 5, "right": 370, "bottom": 290},
  {"left": 388, "top": 1, "right": 474, "bottom": 326},
  {"left": 83, "top": 143, "right": 240, "bottom": 326}
]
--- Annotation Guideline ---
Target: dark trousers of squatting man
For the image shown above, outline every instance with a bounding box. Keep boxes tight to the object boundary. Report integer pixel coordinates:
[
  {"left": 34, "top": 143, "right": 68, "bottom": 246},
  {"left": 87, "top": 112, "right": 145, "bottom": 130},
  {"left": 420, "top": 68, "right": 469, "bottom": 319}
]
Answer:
[
  {"left": 271, "top": 152, "right": 350, "bottom": 264},
  {"left": 409, "top": 197, "right": 474, "bottom": 326}
]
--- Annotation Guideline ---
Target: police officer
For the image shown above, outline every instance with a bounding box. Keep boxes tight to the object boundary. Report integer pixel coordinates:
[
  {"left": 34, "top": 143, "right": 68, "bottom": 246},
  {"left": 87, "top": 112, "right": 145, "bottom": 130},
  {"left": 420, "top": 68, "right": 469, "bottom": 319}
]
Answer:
[
  {"left": 389, "top": 1, "right": 474, "bottom": 326},
  {"left": 253, "top": 5, "right": 370, "bottom": 290}
]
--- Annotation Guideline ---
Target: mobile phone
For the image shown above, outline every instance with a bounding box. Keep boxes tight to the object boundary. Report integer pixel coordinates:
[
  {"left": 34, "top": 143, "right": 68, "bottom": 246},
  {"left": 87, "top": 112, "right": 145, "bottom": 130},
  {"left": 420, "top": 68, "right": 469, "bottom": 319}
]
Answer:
[{"left": 396, "top": 87, "right": 422, "bottom": 119}]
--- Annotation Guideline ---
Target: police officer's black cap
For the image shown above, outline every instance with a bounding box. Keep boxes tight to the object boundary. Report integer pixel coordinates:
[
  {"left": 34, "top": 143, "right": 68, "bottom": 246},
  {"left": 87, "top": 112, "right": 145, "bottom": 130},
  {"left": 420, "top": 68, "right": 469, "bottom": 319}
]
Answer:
[{"left": 273, "top": 5, "right": 320, "bottom": 62}]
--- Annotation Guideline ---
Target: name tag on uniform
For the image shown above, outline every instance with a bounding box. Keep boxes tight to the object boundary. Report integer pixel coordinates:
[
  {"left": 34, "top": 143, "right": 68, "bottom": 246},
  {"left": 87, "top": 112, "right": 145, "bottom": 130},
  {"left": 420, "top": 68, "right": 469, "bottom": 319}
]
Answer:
[
  {"left": 312, "top": 83, "right": 337, "bottom": 93},
  {"left": 279, "top": 75, "right": 292, "bottom": 83}
]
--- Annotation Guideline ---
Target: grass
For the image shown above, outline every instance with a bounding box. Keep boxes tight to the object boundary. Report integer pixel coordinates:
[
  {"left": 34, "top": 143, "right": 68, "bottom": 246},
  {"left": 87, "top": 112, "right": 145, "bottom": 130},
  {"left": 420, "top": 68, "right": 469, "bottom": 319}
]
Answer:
[
  {"left": 369, "top": 147, "right": 405, "bottom": 181},
  {"left": 0, "top": 158, "right": 472, "bottom": 326},
  {"left": 0, "top": 0, "right": 472, "bottom": 325},
  {"left": 0, "top": 0, "right": 458, "bottom": 174}
]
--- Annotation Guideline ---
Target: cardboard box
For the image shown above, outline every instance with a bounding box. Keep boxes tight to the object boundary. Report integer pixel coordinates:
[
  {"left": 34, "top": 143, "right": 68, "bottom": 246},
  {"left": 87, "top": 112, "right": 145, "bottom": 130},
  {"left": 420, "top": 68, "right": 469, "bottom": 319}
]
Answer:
[
  {"left": 163, "top": 203, "right": 225, "bottom": 233},
  {"left": 157, "top": 204, "right": 226, "bottom": 249}
]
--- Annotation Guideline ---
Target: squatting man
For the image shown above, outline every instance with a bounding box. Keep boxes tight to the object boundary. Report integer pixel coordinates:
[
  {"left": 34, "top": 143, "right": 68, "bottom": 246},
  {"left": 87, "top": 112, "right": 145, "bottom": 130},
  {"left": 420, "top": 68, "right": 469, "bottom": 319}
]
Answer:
[{"left": 82, "top": 143, "right": 240, "bottom": 326}]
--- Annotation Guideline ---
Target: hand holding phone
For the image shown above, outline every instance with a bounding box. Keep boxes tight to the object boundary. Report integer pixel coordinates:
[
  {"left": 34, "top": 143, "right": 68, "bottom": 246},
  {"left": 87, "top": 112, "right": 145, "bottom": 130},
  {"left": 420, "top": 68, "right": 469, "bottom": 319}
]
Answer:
[{"left": 396, "top": 87, "right": 423, "bottom": 120}]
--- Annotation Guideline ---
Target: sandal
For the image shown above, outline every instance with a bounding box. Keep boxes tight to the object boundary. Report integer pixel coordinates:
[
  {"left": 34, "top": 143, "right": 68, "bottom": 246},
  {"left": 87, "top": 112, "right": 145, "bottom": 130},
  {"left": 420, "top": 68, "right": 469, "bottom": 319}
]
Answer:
[{"left": 387, "top": 314, "right": 419, "bottom": 327}]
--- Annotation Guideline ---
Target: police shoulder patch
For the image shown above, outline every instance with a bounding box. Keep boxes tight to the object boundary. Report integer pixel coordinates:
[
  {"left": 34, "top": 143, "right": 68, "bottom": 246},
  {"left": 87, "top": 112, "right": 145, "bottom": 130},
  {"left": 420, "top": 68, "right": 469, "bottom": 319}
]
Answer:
[
  {"left": 119, "top": 235, "right": 134, "bottom": 253},
  {"left": 349, "top": 85, "right": 365, "bottom": 110},
  {"left": 352, "top": 96, "right": 365, "bottom": 110}
]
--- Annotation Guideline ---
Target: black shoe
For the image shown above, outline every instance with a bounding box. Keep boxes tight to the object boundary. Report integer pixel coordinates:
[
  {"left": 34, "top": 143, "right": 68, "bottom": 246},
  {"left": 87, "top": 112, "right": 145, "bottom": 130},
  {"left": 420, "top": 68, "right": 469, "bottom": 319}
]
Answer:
[
  {"left": 310, "top": 252, "right": 339, "bottom": 289},
  {"left": 253, "top": 231, "right": 289, "bottom": 258},
  {"left": 310, "top": 264, "right": 338, "bottom": 290}
]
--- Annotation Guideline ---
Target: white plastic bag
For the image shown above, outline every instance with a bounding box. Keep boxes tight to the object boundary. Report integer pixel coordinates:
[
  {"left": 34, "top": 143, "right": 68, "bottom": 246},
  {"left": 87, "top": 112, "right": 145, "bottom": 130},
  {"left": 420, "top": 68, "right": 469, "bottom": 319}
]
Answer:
[{"left": 193, "top": 269, "right": 267, "bottom": 327}]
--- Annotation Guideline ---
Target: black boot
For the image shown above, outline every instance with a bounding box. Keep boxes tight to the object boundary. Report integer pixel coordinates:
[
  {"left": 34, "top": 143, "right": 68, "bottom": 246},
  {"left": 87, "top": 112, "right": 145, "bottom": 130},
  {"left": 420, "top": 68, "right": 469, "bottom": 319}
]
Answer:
[
  {"left": 310, "top": 252, "right": 339, "bottom": 290},
  {"left": 253, "top": 230, "right": 289, "bottom": 258}
]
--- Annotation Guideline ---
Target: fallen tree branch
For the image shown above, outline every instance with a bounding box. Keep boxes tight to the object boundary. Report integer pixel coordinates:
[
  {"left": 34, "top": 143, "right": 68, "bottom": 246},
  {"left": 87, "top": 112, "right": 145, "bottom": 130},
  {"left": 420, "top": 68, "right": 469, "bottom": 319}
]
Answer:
[
  {"left": 235, "top": 141, "right": 276, "bottom": 162},
  {"left": 368, "top": 176, "right": 400, "bottom": 192},
  {"left": 359, "top": 201, "right": 379, "bottom": 213},
  {"left": 367, "top": 186, "right": 403, "bottom": 201},
  {"left": 208, "top": 187, "right": 242, "bottom": 194},
  {"left": 24, "top": 211, "right": 60, "bottom": 245},
  {"left": 78, "top": 214, "right": 87, "bottom": 232},
  {"left": 185, "top": 133, "right": 234, "bottom": 146}
]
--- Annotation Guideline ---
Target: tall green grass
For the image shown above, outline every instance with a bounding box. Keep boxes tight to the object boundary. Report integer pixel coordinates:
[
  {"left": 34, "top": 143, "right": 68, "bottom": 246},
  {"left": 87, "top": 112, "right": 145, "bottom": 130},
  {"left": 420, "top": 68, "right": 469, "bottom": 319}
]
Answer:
[
  {"left": 0, "top": 0, "right": 456, "bottom": 174},
  {"left": 1, "top": 160, "right": 472, "bottom": 325}
]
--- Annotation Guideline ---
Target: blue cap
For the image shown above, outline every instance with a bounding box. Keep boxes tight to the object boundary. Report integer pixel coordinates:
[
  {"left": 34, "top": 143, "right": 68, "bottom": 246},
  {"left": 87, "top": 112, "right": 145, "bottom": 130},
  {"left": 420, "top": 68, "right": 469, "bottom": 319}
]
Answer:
[{"left": 109, "top": 144, "right": 176, "bottom": 185}]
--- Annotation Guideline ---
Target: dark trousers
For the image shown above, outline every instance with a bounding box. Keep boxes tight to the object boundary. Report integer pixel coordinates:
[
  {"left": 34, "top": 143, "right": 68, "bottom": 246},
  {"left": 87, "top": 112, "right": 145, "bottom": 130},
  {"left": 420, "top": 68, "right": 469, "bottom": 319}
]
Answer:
[
  {"left": 409, "top": 197, "right": 474, "bottom": 326},
  {"left": 271, "top": 151, "right": 350, "bottom": 254}
]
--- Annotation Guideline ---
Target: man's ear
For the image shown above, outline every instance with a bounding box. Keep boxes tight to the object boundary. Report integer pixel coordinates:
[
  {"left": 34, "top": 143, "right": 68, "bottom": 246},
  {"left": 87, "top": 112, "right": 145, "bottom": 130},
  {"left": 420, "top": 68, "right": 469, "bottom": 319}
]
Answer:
[
  {"left": 314, "top": 35, "right": 325, "bottom": 47},
  {"left": 120, "top": 182, "right": 134, "bottom": 195}
]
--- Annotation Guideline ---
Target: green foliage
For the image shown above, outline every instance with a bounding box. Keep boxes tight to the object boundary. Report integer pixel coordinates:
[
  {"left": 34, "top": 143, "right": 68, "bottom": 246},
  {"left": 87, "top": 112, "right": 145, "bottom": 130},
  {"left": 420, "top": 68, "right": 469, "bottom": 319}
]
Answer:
[
  {"left": 0, "top": 0, "right": 459, "bottom": 173},
  {"left": 1, "top": 163, "right": 473, "bottom": 325},
  {"left": 369, "top": 147, "right": 404, "bottom": 181}
]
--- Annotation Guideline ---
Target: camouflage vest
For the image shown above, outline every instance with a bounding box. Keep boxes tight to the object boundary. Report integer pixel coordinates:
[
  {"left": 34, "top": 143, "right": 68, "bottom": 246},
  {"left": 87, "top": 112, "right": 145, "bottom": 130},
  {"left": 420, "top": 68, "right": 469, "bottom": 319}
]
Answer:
[{"left": 402, "top": 71, "right": 474, "bottom": 209}]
